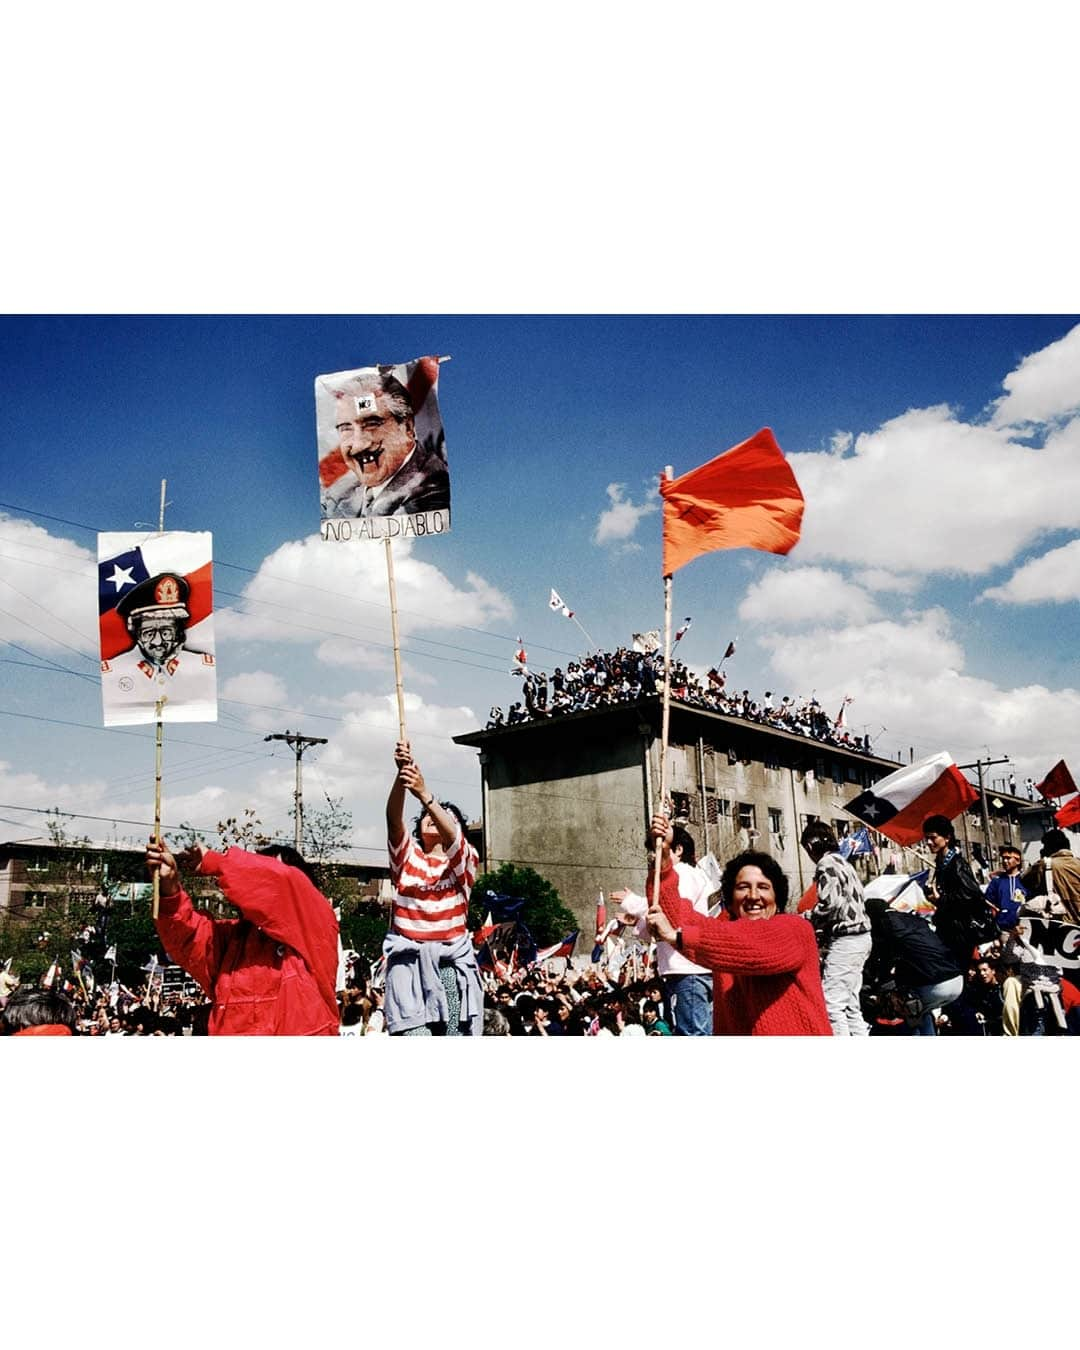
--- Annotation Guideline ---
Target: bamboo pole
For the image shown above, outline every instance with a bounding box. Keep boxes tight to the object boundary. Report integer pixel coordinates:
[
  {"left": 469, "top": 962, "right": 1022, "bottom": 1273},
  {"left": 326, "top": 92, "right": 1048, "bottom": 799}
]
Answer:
[
  {"left": 152, "top": 479, "right": 167, "bottom": 919},
  {"left": 650, "top": 464, "right": 675, "bottom": 914},
  {"left": 384, "top": 537, "right": 407, "bottom": 742}
]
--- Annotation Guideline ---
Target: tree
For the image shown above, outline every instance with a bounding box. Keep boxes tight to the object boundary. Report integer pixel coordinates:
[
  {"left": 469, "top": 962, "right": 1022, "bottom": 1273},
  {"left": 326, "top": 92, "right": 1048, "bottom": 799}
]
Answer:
[{"left": 468, "top": 864, "right": 577, "bottom": 949}]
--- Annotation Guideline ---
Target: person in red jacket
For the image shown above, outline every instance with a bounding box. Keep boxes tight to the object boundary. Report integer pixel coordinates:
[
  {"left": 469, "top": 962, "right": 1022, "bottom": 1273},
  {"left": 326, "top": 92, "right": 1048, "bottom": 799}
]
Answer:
[
  {"left": 145, "top": 839, "right": 340, "bottom": 1036},
  {"left": 646, "top": 816, "right": 831, "bottom": 1036}
]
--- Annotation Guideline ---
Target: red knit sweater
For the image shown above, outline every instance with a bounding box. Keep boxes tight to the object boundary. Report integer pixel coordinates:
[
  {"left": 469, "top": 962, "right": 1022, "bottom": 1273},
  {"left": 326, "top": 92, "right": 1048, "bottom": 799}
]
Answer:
[{"left": 657, "top": 865, "right": 832, "bottom": 1036}]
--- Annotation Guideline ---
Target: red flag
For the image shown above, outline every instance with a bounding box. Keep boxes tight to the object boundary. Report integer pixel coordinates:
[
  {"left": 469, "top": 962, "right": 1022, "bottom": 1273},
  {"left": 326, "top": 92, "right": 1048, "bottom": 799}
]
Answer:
[
  {"left": 797, "top": 881, "right": 818, "bottom": 913},
  {"left": 660, "top": 428, "right": 804, "bottom": 576},
  {"left": 1056, "top": 796, "right": 1080, "bottom": 829},
  {"left": 1036, "top": 760, "right": 1077, "bottom": 800}
]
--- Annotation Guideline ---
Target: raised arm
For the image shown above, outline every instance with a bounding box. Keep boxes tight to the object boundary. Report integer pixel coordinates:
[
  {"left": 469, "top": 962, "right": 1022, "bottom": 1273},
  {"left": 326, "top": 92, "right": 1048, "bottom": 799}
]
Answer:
[
  {"left": 395, "top": 743, "right": 460, "bottom": 853},
  {"left": 146, "top": 837, "right": 224, "bottom": 996}
]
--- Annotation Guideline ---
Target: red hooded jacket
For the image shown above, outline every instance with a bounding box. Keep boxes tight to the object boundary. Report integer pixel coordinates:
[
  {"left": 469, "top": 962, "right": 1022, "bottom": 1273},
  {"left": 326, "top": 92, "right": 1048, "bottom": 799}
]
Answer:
[{"left": 155, "top": 848, "right": 339, "bottom": 1036}]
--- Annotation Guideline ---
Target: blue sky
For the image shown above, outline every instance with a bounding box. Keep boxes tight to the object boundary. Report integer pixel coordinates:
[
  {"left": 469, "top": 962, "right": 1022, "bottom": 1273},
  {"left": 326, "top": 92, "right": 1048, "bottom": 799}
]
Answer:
[{"left": 2, "top": 313, "right": 1079, "bottom": 869}]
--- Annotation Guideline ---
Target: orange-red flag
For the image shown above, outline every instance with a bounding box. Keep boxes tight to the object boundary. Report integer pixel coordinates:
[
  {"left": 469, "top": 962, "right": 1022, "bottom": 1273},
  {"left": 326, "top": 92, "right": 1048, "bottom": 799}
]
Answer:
[
  {"left": 1056, "top": 795, "right": 1080, "bottom": 829},
  {"left": 660, "top": 427, "right": 804, "bottom": 576},
  {"left": 1036, "top": 759, "right": 1077, "bottom": 800}
]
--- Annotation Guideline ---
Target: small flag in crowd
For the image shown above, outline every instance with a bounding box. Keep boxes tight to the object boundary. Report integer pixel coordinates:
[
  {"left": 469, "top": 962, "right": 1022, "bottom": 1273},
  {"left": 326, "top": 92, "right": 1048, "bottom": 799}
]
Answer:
[
  {"left": 659, "top": 428, "right": 805, "bottom": 576},
  {"left": 722, "top": 640, "right": 736, "bottom": 660},
  {"left": 513, "top": 638, "right": 528, "bottom": 672},
  {"left": 1036, "top": 759, "right": 1077, "bottom": 800},
  {"left": 839, "top": 826, "right": 874, "bottom": 859},
  {"left": 549, "top": 588, "right": 574, "bottom": 618},
  {"left": 835, "top": 695, "right": 853, "bottom": 728},
  {"left": 674, "top": 617, "right": 692, "bottom": 643},
  {"left": 595, "top": 893, "right": 606, "bottom": 940},
  {"left": 846, "top": 751, "right": 978, "bottom": 846},
  {"left": 536, "top": 932, "right": 578, "bottom": 963},
  {"left": 42, "top": 958, "right": 61, "bottom": 989},
  {"left": 104, "top": 945, "right": 117, "bottom": 964}
]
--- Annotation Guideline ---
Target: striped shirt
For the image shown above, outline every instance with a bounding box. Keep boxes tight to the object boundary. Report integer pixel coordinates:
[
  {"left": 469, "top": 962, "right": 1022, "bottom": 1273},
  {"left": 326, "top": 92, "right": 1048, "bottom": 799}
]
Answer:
[{"left": 389, "top": 827, "right": 478, "bottom": 942}]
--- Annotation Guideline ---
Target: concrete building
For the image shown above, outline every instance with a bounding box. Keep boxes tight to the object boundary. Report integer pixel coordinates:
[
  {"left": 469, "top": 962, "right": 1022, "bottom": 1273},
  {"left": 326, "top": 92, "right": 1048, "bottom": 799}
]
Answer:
[{"left": 454, "top": 698, "right": 1045, "bottom": 936}]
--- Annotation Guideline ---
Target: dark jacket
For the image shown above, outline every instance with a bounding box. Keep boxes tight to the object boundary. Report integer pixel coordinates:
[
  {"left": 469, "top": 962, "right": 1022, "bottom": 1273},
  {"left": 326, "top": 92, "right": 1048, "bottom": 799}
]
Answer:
[
  {"left": 932, "top": 848, "right": 996, "bottom": 960},
  {"left": 868, "top": 910, "right": 962, "bottom": 990}
]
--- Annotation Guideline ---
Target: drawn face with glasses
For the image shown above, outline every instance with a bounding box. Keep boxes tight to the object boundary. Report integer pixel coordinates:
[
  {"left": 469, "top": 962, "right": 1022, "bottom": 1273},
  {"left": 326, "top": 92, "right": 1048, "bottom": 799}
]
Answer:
[
  {"left": 132, "top": 616, "right": 184, "bottom": 666},
  {"left": 336, "top": 388, "right": 416, "bottom": 489}
]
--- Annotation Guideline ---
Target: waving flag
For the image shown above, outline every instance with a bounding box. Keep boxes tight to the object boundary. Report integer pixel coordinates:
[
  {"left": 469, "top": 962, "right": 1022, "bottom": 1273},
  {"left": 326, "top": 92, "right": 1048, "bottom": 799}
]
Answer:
[
  {"left": 549, "top": 588, "right": 574, "bottom": 618},
  {"left": 839, "top": 826, "right": 875, "bottom": 859},
  {"left": 98, "top": 531, "right": 217, "bottom": 727},
  {"left": 1036, "top": 760, "right": 1077, "bottom": 800},
  {"left": 513, "top": 638, "right": 528, "bottom": 671},
  {"left": 722, "top": 640, "right": 737, "bottom": 660},
  {"left": 846, "top": 751, "right": 978, "bottom": 846},
  {"left": 674, "top": 617, "right": 692, "bottom": 643},
  {"left": 835, "top": 695, "right": 853, "bottom": 728},
  {"left": 660, "top": 428, "right": 804, "bottom": 576},
  {"left": 535, "top": 932, "right": 578, "bottom": 963},
  {"left": 1056, "top": 796, "right": 1080, "bottom": 829}
]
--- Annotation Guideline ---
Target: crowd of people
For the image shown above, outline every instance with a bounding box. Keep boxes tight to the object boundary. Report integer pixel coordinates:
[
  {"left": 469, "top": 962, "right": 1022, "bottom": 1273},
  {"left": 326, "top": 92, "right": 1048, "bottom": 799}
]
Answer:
[
  {"left": 5, "top": 728, "right": 1078, "bottom": 1037},
  {"left": 486, "top": 645, "right": 874, "bottom": 755}
]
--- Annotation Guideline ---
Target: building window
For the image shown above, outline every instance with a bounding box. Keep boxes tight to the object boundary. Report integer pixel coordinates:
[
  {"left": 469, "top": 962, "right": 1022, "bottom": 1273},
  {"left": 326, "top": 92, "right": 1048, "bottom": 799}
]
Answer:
[
  {"left": 768, "top": 808, "right": 783, "bottom": 836},
  {"left": 708, "top": 796, "right": 732, "bottom": 824},
  {"left": 727, "top": 748, "right": 739, "bottom": 766},
  {"left": 26, "top": 891, "right": 47, "bottom": 908},
  {"left": 671, "top": 791, "right": 692, "bottom": 822},
  {"left": 737, "top": 803, "right": 756, "bottom": 832},
  {"left": 800, "top": 813, "right": 818, "bottom": 834},
  {"left": 833, "top": 819, "right": 850, "bottom": 838}
]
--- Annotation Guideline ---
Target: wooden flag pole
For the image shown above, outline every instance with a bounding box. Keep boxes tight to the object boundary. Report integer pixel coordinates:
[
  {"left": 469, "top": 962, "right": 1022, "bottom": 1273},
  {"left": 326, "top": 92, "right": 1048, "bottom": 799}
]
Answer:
[
  {"left": 152, "top": 479, "right": 167, "bottom": 920},
  {"left": 651, "top": 464, "right": 675, "bottom": 916},
  {"left": 384, "top": 537, "right": 407, "bottom": 742}
]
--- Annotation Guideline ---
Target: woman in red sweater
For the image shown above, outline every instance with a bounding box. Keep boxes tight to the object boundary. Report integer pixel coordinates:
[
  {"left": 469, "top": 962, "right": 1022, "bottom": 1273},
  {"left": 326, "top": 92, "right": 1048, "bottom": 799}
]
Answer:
[{"left": 646, "top": 817, "right": 831, "bottom": 1036}]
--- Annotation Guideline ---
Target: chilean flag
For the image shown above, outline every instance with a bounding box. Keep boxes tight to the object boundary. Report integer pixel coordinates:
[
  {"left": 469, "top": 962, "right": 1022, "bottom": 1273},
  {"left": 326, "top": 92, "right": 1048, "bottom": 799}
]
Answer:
[
  {"left": 846, "top": 751, "right": 978, "bottom": 846},
  {"left": 536, "top": 932, "right": 578, "bottom": 963}
]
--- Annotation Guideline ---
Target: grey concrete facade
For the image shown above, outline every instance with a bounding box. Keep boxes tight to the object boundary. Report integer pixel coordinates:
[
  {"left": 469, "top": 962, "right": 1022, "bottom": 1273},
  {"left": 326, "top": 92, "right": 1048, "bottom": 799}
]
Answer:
[{"left": 454, "top": 698, "right": 1042, "bottom": 936}]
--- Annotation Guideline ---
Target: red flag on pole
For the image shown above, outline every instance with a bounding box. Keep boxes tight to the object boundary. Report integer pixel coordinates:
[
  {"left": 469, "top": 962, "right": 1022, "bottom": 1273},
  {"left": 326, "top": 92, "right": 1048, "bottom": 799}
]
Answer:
[
  {"left": 1056, "top": 795, "right": 1080, "bottom": 829},
  {"left": 1036, "top": 760, "right": 1077, "bottom": 800},
  {"left": 659, "top": 428, "right": 804, "bottom": 576}
]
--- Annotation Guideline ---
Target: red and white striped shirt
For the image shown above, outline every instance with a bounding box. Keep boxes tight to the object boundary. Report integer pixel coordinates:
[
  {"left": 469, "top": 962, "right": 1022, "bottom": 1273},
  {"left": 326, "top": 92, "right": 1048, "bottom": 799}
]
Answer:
[{"left": 389, "top": 828, "right": 478, "bottom": 942}]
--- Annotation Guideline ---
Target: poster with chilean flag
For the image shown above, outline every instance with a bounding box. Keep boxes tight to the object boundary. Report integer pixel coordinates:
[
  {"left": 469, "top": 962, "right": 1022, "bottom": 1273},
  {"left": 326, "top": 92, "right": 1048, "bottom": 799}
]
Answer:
[{"left": 97, "top": 531, "right": 217, "bottom": 727}]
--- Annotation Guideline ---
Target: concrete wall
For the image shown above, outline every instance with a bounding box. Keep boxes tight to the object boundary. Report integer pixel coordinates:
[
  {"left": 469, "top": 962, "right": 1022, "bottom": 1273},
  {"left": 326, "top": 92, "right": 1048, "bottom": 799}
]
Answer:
[{"left": 458, "top": 699, "right": 1044, "bottom": 937}]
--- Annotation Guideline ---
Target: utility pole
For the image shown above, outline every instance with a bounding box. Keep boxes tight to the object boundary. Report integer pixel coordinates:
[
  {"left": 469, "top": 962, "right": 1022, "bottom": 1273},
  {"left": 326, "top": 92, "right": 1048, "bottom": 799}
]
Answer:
[
  {"left": 958, "top": 755, "right": 1010, "bottom": 860},
  {"left": 264, "top": 731, "right": 328, "bottom": 850}
]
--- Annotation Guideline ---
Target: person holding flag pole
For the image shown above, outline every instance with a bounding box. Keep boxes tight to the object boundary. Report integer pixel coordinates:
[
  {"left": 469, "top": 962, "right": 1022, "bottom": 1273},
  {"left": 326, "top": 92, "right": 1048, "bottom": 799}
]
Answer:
[{"left": 648, "top": 428, "right": 806, "bottom": 917}]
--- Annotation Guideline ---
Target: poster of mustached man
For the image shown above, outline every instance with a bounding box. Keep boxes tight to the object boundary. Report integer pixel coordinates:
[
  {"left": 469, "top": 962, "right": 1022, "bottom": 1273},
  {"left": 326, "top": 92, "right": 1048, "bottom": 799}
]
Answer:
[
  {"left": 316, "top": 356, "right": 451, "bottom": 542},
  {"left": 98, "top": 531, "right": 217, "bottom": 726}
]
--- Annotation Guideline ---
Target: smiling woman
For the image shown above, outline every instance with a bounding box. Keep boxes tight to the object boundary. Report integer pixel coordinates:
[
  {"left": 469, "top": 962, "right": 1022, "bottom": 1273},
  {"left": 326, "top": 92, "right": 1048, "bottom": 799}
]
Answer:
[{"left": 647, "top": 821, "right": 831, "bottom": 1036}]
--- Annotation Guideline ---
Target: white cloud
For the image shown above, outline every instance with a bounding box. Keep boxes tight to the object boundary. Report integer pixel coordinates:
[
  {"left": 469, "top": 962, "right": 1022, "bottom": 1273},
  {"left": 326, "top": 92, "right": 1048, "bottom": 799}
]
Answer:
[
  {"left": 788, "top": 405, "right": 1080, "bottom": 574},
  {"left": 980, "top": 537, "right": 1080, "bottom": 605},
  {"left": 593, "top": 483, "right": 659, "bottom": 547},
  {"left": 738, "top": 567, "right": 880, "bottom": 627},
  {"left": 756, "top": 607, "right": 1080, "bottom": 785},
  {"left": 216, "top": 535, "right": 513, "bottom": 654},
  {"left": 219, "top": 670, "right": 291, "bottom": 731},
  {"left": 853, "top": 568, "right": 921, "bottom": 595},
  {"left": 991, "top": 321, "right": 1080, "bottom": 428},
  {"left": 0, "top": 517, "right": 97, "bottom": 657},
  {"left": 829, "top": 431, "right": 854, "bottom": 455}
]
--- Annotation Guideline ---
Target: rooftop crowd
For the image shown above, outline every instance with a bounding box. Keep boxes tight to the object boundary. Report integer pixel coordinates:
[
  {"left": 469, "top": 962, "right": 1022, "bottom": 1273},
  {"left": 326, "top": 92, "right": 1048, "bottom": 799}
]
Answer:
[{"left": 486, "top": 644, "right": 874, "bottom": 754}]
